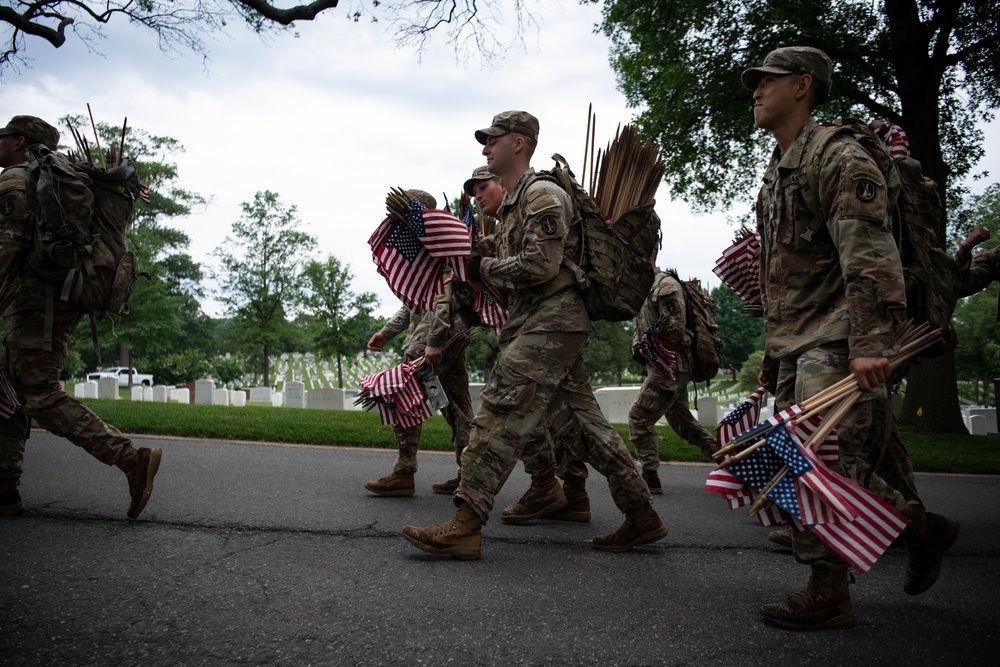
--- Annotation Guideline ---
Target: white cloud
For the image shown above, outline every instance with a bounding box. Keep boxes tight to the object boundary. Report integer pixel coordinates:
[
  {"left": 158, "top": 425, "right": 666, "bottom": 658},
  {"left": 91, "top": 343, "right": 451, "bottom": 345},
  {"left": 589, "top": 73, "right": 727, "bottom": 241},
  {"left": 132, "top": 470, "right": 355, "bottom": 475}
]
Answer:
[{"left": 4, "top": 2, "right": 997, "bottom": 319}]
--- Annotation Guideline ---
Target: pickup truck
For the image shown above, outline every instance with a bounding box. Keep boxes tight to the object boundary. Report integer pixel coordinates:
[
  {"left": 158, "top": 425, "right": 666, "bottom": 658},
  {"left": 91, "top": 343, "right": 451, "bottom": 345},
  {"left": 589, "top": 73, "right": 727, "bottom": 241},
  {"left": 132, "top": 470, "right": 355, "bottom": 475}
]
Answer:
[{"left": 86, "top": 367, "right": 154, "bottom": 387}]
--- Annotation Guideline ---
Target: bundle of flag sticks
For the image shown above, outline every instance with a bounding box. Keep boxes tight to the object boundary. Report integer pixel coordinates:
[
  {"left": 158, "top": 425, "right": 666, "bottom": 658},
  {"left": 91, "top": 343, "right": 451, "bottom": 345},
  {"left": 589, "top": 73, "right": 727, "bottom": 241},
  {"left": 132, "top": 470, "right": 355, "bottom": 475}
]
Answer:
[
  {"left": 354, "top": 331, "right": 471, "bottom": 426},
  {"left": 711, "top": 321, "right": 942, "bottom": 517},
  {"left": 64, "top": 104, "right": 130, "bottom": 170},
  {"left": 579, "top": 104, "right": 664, "bottom": 223}
]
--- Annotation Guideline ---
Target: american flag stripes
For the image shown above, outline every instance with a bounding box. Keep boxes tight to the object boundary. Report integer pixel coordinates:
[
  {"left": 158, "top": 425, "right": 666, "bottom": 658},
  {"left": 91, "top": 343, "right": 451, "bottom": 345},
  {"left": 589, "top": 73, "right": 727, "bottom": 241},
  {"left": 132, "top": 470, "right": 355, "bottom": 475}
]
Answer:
[
  {"left": 358, "top": 362, "right": 432, "bottom": 428},
  {"left": 712, "top": 231, "right": 761, "bottom": 307},
  {"left": 474, "top": 291, "right": 507, "bottom": 335},
  {"left": 640, "top": 319, "right": 677, "bottom": 380},
  {"left": 873, "top": 121, "right": 911, "bottom": 159},
  {"left": 709, "top": 395, "right": 909, "bottom": 573},
  {"left": 0, "top": 370, "right": 21, "bottom": 419}
]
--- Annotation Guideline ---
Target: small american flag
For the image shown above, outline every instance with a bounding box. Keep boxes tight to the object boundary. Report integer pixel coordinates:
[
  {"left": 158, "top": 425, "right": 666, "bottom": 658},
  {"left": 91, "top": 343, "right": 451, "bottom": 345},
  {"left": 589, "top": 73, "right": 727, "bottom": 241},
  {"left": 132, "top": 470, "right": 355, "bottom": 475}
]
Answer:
[
  {"left": 639, "top": 318, "right": 676, "bottom": 380},
  {"left": 137, "top": 183, "right": 151, "bottom": 204},
  {"left": 873, "top": 121, "right": 911, "bottom": 159},
  {"left": 369, "top": 204, "right": 470, "bottom": 312},
  {"left": 0, "top": 370, "right": 21, "bottom": 419},
  {"left": 474, "top": 291, "right": 507, "bottom": 335},
  {"left": 713, "top": 230, "right": 761, "bottom": 307},
  {"left": 358, "top": 362, "right": 432, "bottom": 427}
]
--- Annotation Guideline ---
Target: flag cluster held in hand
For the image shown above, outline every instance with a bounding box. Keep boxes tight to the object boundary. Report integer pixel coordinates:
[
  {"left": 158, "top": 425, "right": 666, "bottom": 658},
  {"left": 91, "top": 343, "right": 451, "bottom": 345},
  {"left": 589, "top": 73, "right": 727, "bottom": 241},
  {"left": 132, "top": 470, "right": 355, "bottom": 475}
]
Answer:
[
  {"left": 713, "top": 228, "right": 761, "bottom": 309},
  {"left": 706, "top": 386, "right": 908, "bottom": 573},
  {"left": 369, "top": 188, "right": 472, "bottom": 312},
  {"left": 638, "top": 318, "right": 676, "bottom": 380},
  {"left": 461, "top": 194, "right": 508, "bottom": 334},
  {"left": 356, "top": 361, "right": 431, "bottom": 428},
  {"left": 0, "top": 370, "right": 21, "bottom": 420}
]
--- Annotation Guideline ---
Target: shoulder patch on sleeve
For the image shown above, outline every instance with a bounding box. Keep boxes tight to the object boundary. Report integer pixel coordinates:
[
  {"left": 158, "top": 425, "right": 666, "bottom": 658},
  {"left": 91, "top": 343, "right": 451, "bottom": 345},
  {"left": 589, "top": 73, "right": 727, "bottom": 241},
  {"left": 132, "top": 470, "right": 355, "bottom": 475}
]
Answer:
[{"left": 525, "top": 180, "right": 565, "bottom": 217}]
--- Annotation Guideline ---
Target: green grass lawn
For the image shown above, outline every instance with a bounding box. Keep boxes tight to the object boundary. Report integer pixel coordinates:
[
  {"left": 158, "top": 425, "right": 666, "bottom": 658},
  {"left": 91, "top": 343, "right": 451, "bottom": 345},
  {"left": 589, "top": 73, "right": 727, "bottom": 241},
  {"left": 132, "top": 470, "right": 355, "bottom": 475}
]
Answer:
[{"left": 74, "top": 399, "right": 1000, "bottom": 475}]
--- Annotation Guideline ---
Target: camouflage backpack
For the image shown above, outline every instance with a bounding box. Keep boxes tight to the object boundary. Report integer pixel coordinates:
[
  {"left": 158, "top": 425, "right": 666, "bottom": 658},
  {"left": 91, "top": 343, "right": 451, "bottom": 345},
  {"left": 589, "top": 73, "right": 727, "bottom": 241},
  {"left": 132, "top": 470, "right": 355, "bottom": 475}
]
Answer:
[
  {"left": 26, "top": 146, "right": 141, "bottom": 345},
  {"left": 528, "top": 154, "right": 659, "bottom": 322},
  {"left": 799, "top": 118, "right": 957, "bottom": 357},
  {"left": 669, "top": 271, "right": 723, "bottom": 383}
]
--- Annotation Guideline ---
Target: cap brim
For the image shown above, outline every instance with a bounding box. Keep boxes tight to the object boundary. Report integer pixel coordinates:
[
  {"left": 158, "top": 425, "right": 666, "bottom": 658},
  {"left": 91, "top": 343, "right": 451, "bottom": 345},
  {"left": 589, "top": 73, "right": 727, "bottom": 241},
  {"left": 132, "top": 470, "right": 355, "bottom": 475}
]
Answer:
[
  {"left": 741, "top": 65, "right": 794, "bottom": 90},
  {"left": 463, "top": 176, "right": 493, "bottom": 196},
  {"left": 475, "top": 126, "right": 508, "bottom": 145}
]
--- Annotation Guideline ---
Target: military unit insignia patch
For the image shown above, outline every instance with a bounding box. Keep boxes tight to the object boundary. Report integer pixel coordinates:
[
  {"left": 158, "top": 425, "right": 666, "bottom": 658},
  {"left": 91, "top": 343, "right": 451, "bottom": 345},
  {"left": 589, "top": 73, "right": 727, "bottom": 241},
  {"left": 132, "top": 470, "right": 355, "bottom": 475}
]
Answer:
[
  {"left": 541, "top": 217, "right": 557, "bottom": 235},
  {"left": 856, "top": 179, "right": 877, "bottom": 202},
  {"left": 0, "top": 196, "right": 14, "bottom": 216}
]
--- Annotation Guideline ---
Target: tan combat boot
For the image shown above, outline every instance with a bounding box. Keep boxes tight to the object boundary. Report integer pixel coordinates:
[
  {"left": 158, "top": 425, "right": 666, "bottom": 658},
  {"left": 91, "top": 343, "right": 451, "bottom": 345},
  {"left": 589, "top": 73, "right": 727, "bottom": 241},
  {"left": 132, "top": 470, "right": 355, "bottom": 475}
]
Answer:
[
  {"left": 500, "top": 473, "right": 567, "bottom": 524},
  {"left": 642, "top": 468, "right": 663, "bottom": 494},
  {"left": 401, "top": 501, "right": 483, "bottom": 560},
  {"left": 0, "top": 469, "right": 23, "bottom": 517},
  {"left": 759, "top": 565, "right": 856, "bottom": 630},
  {"left": 116, "top": 446, "right": 163, "bottom": 519},
  {"left": 364, "top": 472, "right": 415, "bottom": 497},
  {"left": 902, "top": 506, "right": 960, "bottom": 595},
  {"left": 540, "top": 477, "right": 591, "bottom": 522},
  {"left": 591, "top": 502, "right": 668, "bottom": 552},
  {"left": 768, "top": 527, "right": 794, "bottom": 550},
  {"left": 431, "top": 473, "right": 461, "bottom": 495}
]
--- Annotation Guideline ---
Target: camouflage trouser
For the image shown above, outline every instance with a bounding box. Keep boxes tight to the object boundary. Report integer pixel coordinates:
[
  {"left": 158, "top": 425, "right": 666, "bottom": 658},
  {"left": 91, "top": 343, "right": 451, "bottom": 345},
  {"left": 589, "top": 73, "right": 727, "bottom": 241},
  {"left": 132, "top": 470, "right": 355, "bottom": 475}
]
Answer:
[
  {"left": 0, "top": 309, "right": 131, "bottom": 473},
  {"left": 456, "top": 331, "right": 649, "bottom": 524},
  {"left": 873, "top": 395, "right": 922, "bottom": 506},
  {"left": 628, "top": 370, "right": 717, "bottom": 470},
  {"left": 392, "top": 342, "right": 472, "bottom": 475},
  {"left": 516, "top": 397, "right": 590, "bottom": 483},
  {"left": 775, "top": 342, "right": 909, "bottom": 568}
]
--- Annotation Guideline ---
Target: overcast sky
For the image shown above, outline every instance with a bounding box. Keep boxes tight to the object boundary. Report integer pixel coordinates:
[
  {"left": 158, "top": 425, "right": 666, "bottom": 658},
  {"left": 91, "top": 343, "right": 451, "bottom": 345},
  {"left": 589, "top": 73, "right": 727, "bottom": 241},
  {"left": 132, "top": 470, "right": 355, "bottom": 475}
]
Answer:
[{"left": 4, "top": 1, "right": 998, "bottom": 319}]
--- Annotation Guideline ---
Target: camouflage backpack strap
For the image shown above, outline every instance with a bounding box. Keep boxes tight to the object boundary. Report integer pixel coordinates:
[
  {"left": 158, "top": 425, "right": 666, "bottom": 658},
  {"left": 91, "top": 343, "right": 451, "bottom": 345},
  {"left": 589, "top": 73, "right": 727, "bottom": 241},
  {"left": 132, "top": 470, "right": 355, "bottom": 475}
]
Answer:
[{"left": 799, "top": 118, "right": 899, "bottom": 242}]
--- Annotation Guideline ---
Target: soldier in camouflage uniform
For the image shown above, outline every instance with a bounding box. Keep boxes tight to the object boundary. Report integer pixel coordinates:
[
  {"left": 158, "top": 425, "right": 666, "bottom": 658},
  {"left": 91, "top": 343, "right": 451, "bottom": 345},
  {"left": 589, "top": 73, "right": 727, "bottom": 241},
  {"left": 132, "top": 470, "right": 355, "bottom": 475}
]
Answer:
[
  {"left": 629, "top": 264, "right": 717, "bottom": 493},
  {"left": 0, "top": 115, "right": 161, "bottom": 519},
  {"left": 464, "top": 164, "right": 594, "bottom": 525},
  {"left": 743, "top": 48, "right": 960, "bottom": 630},
  {"left": 402, "top": 111, "right": 665, "bottom": 560},
  {"left": 363, "top": 191, "right": 473, "bottom": 497}
]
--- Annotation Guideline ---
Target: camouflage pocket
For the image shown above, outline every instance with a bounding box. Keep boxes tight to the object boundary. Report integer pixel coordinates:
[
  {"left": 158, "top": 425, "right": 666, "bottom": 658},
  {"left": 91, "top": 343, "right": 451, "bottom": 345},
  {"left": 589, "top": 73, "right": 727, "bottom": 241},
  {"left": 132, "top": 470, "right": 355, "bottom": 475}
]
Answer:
[{"left": 480, "top": 362, "right": 536, "bottom": 416}]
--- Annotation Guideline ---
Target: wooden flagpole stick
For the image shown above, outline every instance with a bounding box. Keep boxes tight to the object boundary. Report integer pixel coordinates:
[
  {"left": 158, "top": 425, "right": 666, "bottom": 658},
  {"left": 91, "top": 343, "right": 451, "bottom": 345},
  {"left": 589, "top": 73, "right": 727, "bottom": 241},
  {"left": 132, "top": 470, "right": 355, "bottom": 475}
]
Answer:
[
  {"left": 582, "top": 103, "right": 592, "bottom": 191},
  {"left": 86, "top": 103, "right": 107, "bottom": 170},
  {"left": 117, "top": 117, "right": 128, "bottom": 169},
  {"left": 713, "top": 437, "right": 767, "bottom": 470},
  {"left": 747, "top": 390, "right": 862, "bottom": 517}
]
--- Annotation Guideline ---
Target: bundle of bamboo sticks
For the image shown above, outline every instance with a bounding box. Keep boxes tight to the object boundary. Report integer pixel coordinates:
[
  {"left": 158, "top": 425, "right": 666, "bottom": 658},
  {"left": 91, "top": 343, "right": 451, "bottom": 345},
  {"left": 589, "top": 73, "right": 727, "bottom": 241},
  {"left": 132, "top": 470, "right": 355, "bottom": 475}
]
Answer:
[
  {"left": 579, "top": 104, "right": 664, "bottom": 223},
  {"left": 385, "top": 186, "right": 421, "bottom": 226},
  {"left": 710, "top": 321, "right": 943, "bottom": 517}
]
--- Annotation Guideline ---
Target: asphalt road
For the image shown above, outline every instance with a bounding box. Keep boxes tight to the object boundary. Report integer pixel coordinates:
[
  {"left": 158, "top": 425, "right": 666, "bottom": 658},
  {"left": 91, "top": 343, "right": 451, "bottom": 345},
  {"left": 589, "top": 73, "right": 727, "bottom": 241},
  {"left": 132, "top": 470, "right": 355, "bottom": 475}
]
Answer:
[{"left": 2, "top": 430, "right": 998, "bottom": 666}]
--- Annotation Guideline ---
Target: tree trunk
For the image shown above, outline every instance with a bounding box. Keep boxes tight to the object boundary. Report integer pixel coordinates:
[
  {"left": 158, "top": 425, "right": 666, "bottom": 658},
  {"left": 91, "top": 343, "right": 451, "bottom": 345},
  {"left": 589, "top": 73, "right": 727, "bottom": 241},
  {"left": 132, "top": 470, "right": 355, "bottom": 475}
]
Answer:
[
  {"left": 899, "top": 353, "right": 968, "bottom": 434},
  {"left": 263, "top": 343, "right": 271, "bottom": 388},
  {"left": 336, "top": 354, "right": 344, "bottom": 389}
]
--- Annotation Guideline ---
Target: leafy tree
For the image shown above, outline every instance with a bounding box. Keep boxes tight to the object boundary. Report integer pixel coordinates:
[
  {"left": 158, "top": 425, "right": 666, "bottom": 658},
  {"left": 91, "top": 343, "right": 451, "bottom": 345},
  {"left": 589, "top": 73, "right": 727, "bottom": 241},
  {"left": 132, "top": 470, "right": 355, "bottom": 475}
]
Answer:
[
  {"left": 302, "top": 255, "right": 379, "bottom": 388},
  {"left": 0, "top": 0, "right": 544, "bottom": 74},
  {"left": 737, "top": 350, "right": 766, "bottom": 393},
  {"left": 598, "top": 0, "right": 999, "bottom": 433},
  {"left": 584, "top": 320, "right": 633, "bottom": 385},
  {"left": 141, "top": 348, "right": 211, "bottom": 386},
  {"left": 213, "top": 190, "right": 316, "bottom": 387},
  {"left": 953, "top": 285, "right": 1000, "bottom": 405},
  {"left": 712, "top": 284, "right": 764, "bottom": 377},
  {"left": 211, "top": 354, "right": 246, "bottom": 388}
]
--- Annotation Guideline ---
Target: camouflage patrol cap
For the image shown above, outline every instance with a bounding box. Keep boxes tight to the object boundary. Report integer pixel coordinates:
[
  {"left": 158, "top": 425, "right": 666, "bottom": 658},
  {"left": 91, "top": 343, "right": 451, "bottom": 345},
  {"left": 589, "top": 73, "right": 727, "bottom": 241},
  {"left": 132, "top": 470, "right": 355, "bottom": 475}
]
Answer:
[
  {"left": 463, "top": 165, "right": 497, "bottom": 196},
  {"left": 475, "top": 111, "right": 539, "bottom": 145},
  {"left": 407, "top": 189, "right": 437, "bottom": 209},
  {"left": 741, "top": 47, "right": 833, "bottom": 103},
  {"left": 0, "top": 115, "right": 59, "bottom": 150}
]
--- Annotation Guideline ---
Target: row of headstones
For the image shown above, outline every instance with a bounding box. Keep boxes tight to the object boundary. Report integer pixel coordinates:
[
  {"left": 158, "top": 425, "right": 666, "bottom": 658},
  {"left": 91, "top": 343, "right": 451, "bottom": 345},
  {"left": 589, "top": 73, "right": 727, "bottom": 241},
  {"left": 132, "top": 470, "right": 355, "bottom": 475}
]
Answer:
[{"left": 75, "top": 377, "right": 364, "bottom": 411}]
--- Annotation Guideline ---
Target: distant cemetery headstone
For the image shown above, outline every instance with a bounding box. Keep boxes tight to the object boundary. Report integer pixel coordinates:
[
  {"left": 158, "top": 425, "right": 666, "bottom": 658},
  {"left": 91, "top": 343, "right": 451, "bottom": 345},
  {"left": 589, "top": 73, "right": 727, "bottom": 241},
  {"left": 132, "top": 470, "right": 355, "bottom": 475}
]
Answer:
[
  {"left": 195, "top": 379, "right": 216, "bottom": 405},
  {"left": 306, "top": 388, "right": 345, "bottom": 410},
  {"left": 97, "top": 377, "right": 119, "bottom": 400},
  {"left": 285, "top": 381, "right": 306, "bottom": 409}
]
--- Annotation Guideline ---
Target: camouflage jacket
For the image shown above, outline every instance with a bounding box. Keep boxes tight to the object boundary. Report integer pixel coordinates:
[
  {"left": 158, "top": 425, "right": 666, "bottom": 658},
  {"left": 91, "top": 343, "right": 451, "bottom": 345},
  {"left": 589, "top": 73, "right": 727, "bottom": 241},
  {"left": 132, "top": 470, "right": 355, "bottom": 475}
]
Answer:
[
  {"left": 479, "top": 168, "right": 590, "bottom": 343},
  {"left": 755, "top": 120, "right": 904, "bottom": 360},
  {"left": 957, "top": 246, "right": 1000, "bottom": 320},
  {"left": 632, "top": 270, "right": 691, "bottom": 376},
  {"left": 379, "top": 305, "right": 430, "bottom": 360},
  {"left": 426, "top": 264, "right": 473, "bottom": 350},
  {"left": 0, "top": 162, "right": 72, "bottom": 319}
]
